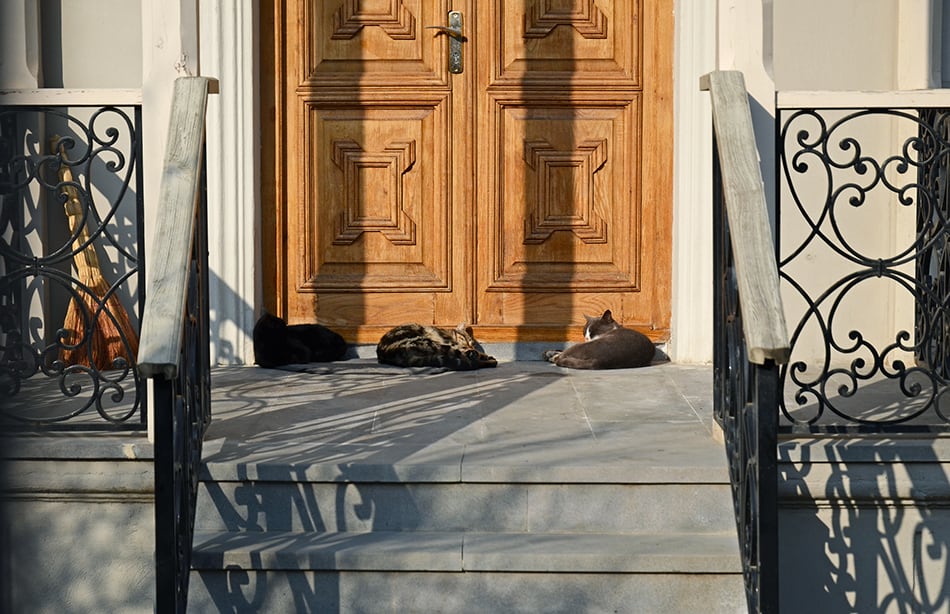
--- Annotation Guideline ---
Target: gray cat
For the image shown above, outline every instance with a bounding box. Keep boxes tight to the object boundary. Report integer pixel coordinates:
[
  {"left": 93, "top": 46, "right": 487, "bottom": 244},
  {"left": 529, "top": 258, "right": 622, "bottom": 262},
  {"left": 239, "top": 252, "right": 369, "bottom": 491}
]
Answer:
[
  {"left": 377, "top": 323, "right": 497, "bottom": 371},
  {"left": 543, "top": 310, "right": 655, "bottom": 369}
]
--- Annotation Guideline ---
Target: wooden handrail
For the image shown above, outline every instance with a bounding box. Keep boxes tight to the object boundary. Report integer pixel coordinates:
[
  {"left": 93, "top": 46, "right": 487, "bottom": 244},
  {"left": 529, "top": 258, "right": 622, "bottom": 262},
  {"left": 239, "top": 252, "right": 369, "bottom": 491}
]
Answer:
[
  {"left": 137, "top": 76, "right": 214, "bottom": 380},
  {"left": 701, "top": 70, "right": 790, "bottom": 365}
]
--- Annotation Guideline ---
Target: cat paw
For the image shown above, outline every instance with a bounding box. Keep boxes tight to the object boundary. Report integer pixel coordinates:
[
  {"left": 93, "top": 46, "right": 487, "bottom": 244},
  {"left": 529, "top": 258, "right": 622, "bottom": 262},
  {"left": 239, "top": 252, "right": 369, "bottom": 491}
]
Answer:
[{"left": 542, "top": 350, "right": 561, "bottom": 363}]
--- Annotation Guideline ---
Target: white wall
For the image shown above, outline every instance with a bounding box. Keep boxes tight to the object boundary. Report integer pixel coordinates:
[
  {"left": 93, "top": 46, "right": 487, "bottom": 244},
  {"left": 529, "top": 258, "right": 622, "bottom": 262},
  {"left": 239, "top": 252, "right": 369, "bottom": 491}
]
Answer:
[
  {"left": 40, "top": 0, "right": 142, "bottom": 88},
  {"left": 0, "top": 0, "right": 141, "bottom": 89},
  {"left": 773, "top": 0, "right": 898, "bottom": 91},
  {"left": 769, "top": 0, "right": 943, "bottom": 369},
  {"left": 707, "top": 1, "right": 948, "bottom": 370},
  {"left": 0, "top": 1, "right": 41, "bottom": 88}
]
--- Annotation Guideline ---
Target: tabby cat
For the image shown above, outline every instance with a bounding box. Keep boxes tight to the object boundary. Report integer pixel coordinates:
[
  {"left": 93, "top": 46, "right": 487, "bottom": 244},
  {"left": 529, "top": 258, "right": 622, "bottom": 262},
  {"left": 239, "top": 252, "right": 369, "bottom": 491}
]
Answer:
[
  {"left": 543, "top": 310, "right": 655, "bottom": 369},
  {"left": 253, "top": 312, "right": 347, "bottom": 368},
  {"left": 376, "top": 323, "right": 497, "bottom": 371}
]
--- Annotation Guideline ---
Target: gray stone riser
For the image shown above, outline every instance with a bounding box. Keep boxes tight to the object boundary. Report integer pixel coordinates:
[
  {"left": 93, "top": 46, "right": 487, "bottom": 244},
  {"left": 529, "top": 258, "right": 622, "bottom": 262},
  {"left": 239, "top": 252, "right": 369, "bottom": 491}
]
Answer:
[
  {"left": 185, "top": 363, "right": 743, "bottom": 611},
  {"left": 191, "top": 530, "right": 741, "bottom": 573},
  {"left": 187, "top": 567, "right": 747, "bottom": 614},
  {"left": 195, "top": 479, "right": 735, "bottom": 535}
]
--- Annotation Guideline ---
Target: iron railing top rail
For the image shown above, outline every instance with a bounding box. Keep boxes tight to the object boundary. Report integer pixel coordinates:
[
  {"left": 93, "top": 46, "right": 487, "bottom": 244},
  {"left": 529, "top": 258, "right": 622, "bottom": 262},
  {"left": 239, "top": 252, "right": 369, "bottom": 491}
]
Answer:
[
  {"left": 701, "top": 70, "right": 791, "bottom": 366},
  {"left": 0, "top": 88, "right": 143, "bottom": 106},
  {"left": 137, "top": 76, "right": 215, "bottom": 380},
  {"left": 776, "top": 89, "right": 950, "bottom": 110}
]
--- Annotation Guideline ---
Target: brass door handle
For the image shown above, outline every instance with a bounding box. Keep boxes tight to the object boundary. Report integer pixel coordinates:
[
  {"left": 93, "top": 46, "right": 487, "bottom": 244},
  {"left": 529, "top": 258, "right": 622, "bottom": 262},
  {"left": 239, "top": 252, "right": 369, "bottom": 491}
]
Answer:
[
  {"left": 426, "top": 11, "right": 464, "bottom": 74},
  {"left": 426, "top": 25, "right": 464, "bottom": 41}
]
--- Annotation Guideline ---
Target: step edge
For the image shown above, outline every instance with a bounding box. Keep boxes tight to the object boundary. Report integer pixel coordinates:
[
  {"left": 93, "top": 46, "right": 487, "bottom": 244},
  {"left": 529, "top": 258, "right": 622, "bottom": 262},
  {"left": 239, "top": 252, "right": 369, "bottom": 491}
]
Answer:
[
  {"left": 190, "top": 530, "right": 742, "bottom": 574},
  {"left": 199, "top": 462, "right": 730, "bottom": 485}
]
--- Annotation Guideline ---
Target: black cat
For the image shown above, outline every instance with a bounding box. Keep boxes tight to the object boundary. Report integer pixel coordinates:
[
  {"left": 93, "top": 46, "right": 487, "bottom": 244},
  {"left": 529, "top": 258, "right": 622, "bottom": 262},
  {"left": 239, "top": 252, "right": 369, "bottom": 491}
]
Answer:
[
  {"left": 543, "top": 310, "right": 655, "bottom": 369},
  {"left": 377, "top": 323, "right": 497, "bottom": 371},
  {"left": 252, "top": 312, "right": 347, "bottom": 368}
]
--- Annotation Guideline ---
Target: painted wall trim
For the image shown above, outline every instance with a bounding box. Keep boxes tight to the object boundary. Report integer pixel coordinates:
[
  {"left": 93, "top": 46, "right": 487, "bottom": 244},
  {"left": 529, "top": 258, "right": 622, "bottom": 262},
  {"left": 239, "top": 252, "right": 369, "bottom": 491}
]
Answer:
[
  {"left": 670, "top": 0, "right": 716, "bottom": 363},
  {"left": 200, "top": 0, "right": 262, "bottom": 365}
]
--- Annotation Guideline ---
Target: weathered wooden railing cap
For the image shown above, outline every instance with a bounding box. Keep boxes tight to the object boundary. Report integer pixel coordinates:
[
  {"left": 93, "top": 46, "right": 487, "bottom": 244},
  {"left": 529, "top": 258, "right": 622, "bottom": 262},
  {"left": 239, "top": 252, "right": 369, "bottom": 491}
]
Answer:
[
  {"left": 700, "top": 70, "right": 790, "bottom": 366},
  {"left": 138, "top": 76, "right": 217, "bottom": 380}
]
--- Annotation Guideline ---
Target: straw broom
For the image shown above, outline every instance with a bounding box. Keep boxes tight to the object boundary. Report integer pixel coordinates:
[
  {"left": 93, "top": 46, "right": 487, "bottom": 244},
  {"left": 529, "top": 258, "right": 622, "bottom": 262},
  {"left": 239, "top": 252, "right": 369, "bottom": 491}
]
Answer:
[{"left": 54, "top": 140, "right": 139, "bottom": 370}]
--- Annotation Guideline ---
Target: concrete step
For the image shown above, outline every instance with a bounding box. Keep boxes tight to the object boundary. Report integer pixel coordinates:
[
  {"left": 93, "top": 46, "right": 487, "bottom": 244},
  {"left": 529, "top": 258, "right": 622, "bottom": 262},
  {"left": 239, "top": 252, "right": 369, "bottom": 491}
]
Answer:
[
  {"left": 190, "top": 465, "right": 742, "bottom": 612},
  {"left": 188, "top": 568, "right": 746, "bottom": 613},
  {"left": 191, "top": 530, "right": 741, "bottom": 573},
  {"left": 194, "top": 479, "right": 735, "bottom": 535},
  {"left": 188, "top": 363, "right": 743, "bottom": 612},
  {"left": 188, "top": 531, "right": 745, "bottom": 613}
]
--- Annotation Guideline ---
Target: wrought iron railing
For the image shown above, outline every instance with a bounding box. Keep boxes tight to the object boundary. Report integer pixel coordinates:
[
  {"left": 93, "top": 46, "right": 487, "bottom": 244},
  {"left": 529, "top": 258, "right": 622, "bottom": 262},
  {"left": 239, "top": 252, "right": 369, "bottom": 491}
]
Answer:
[
  {"left": 0, "top": 91, "right": 145, "bottom": 430},
  {"left": 777, "top": 91, "right": 950, "bottom": 433},
  {"left": 707, "top": 74, "right": 950, "bottom": 612},
  {"left": 138, "top": 77, "right": 215, "bottom": 614},
  {"left": 704, "top": 70, "right": 790, "bottom": 614}
]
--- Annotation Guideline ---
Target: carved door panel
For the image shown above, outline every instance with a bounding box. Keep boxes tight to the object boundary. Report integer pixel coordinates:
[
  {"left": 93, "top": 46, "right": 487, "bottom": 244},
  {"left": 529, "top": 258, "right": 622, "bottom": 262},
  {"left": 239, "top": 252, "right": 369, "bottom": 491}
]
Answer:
[
  {"left": 278, "top": 0, "right": 471, "bottom": 341},
  {"left": 473, "top": 1, "right": 673, "bottom": 341},
  {"left": 268, "top": 1, "right": 672, "bottom": 343}
]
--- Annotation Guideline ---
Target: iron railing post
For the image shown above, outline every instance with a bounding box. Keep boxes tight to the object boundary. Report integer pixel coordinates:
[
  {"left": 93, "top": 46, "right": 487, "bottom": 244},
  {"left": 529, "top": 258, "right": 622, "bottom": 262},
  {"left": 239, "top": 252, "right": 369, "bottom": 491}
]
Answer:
[{"left": 152, "top": 377, "right": 178, "bottom": 612}]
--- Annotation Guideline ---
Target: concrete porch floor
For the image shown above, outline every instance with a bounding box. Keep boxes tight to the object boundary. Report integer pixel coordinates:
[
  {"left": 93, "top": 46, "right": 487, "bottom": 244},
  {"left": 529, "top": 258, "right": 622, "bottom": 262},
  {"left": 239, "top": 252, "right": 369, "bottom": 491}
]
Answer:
[{"left": 200, "top": 360, "right": 726, "bottom": 484}]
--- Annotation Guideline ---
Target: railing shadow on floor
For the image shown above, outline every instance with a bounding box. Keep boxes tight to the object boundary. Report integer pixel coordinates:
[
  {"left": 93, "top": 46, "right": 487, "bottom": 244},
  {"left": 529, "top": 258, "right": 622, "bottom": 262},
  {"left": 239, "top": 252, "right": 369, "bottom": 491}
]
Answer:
[
  {"left": 779, "top": 431, "right": 950, "bottom": 613},
  {"left": 191, "top": 362, "right": 677, "bottom": 612},
  {"left": 201, "top": 368, "right": 564, "bottom": 611}
]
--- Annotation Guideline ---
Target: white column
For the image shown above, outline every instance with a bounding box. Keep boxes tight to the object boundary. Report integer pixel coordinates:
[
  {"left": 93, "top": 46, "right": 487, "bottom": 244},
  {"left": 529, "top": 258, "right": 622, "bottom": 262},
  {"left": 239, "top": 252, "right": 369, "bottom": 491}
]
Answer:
[
  {"left": 897, "top": 0, "right": 941, "bottom": 89},
  {"left": 141, "top": 0, "right": 200, "bottom": 238},
  {"left": 942, "top": 0, "right": 950, "bottom": 86},
  {"left": 669, "top": 0, "right": 717, "bottom": 363},
  {"left": 199, "top": 0, "right": 261, "bottom": 365},
  {"left": 0, "top": 0, "right": 41, "bottom": 88},
  {"left": 716, "top": 0, "right": 776, "bottom": 184}
]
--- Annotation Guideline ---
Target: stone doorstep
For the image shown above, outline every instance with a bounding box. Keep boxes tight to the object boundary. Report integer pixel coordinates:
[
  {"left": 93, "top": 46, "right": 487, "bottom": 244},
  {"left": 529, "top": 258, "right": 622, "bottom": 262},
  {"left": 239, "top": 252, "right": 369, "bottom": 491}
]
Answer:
[
  {"left": 780, "top": 435, "right": 950, "bottom": 463},
  {"left": 194, "top": 481, "right": 735, "bottom": 536},
  {"left": 198, "top": 457, "right": 731, "bottom": 485},
  {"left": 190, "top": 530, "right": 742, "bottom": 574},
  {"left": 779, "top": 436, "right": 950, "bottom": 502},
  {"left": 0, "top": 434, "right": 153, "bottom": 461}
]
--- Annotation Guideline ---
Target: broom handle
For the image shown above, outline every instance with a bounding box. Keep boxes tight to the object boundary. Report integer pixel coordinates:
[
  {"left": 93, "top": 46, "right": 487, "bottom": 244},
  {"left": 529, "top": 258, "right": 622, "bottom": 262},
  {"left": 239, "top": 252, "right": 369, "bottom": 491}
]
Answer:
[{"left": 55, "top": 143, "right": 103, "bottom": 280}]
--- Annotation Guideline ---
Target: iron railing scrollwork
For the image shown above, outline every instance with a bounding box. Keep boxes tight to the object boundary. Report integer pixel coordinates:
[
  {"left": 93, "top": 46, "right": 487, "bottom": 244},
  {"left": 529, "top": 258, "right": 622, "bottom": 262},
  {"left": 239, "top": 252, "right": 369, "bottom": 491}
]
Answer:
[
  {"left": 0, "top": 101, "right": 145, "bottom": 429},
  {"left": 709, "top": 74, "right": 950, "bottom": 613},
  {"left": 777, "top": 103, "right": 950, "bottom": 432},
  {"left": 915, "top": 108, "right": 950, "bottom": 384},
  {"left": 712, "top": 135, "right": 780, "bottom": 614}
]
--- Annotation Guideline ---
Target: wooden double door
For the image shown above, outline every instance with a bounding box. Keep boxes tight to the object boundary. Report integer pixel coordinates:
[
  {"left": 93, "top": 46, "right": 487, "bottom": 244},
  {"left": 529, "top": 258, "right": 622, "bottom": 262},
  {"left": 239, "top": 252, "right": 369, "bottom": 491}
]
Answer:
[{"left": 263, "top": 1, "right": 673, "bottom": 343}]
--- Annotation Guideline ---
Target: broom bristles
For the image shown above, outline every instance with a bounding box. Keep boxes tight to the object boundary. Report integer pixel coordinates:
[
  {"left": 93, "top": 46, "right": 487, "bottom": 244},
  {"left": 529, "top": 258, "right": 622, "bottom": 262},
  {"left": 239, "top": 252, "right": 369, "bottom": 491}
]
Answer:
[
  {"left": 54, "top": 137, "right": 140, "bottom": 371},
  {"left": 60, "top": 284, "right": 140, "bottom": 372}
]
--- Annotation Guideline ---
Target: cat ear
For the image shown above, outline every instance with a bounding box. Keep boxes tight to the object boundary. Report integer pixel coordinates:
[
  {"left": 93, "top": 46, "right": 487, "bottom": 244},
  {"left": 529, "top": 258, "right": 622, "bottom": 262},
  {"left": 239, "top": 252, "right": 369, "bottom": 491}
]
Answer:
[{"left": 602, "top": 310, "right": 614, "bottom": 322}]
